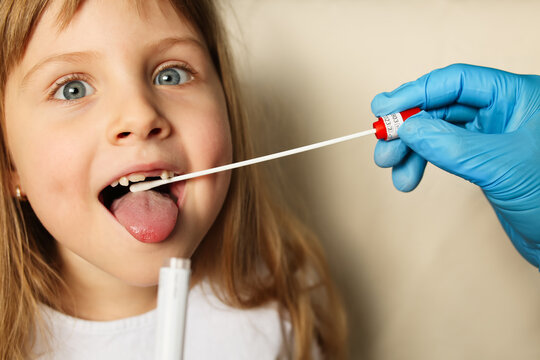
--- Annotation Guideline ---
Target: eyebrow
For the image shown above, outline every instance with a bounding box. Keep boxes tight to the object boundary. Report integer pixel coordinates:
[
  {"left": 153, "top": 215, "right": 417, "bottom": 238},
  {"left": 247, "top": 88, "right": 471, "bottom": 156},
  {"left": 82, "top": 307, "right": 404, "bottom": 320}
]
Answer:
[
  {"left": 21, "top": 36, "right": 206, "bottom": 87},
  {"left": 148, "top": 36, "right": 207, "bottom": 54},
  {"left": 21, "top": 51, "right": 101, "bottom": 88}
]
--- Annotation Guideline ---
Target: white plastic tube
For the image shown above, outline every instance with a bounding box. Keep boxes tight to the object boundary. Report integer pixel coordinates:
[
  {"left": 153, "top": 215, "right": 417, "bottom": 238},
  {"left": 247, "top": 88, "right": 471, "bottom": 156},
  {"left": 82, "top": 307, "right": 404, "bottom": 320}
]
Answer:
[{"left": 155, "top": 258, "right": 191, "bottom": 360}]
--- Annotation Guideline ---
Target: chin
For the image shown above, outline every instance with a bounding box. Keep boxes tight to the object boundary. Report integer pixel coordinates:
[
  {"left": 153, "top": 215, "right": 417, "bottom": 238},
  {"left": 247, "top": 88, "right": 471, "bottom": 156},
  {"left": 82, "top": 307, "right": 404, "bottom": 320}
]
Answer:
[
  {"left": 113, "top": 240, "right": 196, "bottom": 288},
  {"left": 116, "top": 266, "right": 162, "bottom": 287}
]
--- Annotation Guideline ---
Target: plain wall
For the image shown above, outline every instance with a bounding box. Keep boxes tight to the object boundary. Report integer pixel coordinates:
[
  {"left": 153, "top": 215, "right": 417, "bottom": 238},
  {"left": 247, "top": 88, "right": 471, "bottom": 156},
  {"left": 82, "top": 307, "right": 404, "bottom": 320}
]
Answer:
[{"left": 223, "top": 1, "right": 540, "bottom": 359}]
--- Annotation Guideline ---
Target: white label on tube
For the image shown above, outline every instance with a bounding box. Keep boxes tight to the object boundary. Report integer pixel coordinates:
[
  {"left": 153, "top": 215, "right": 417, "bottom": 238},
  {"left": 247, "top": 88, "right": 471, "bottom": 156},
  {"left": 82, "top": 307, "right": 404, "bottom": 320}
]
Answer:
[{"left": 381, "top": 112, "right": 404, "bottom": 140}]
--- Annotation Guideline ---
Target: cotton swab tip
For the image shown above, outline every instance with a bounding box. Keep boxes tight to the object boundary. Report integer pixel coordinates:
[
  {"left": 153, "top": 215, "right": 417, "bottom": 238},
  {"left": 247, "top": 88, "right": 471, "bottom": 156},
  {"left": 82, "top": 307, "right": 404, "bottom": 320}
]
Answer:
[{"left": 130, "top": 179, "right": 167, "bottom": 192}]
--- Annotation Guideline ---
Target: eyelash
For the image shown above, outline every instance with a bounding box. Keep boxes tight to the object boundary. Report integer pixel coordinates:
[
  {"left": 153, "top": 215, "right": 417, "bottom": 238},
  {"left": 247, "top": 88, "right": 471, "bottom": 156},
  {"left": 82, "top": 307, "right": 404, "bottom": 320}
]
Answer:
[
  {"left": 47, "top": 73, "right": 92, "bottom": 102},
  {"left": 154, "top": 62, "right": 197, "bottom": 80},
  {"left": 47, "top": 62, "right": 197, "bottom": 102}
]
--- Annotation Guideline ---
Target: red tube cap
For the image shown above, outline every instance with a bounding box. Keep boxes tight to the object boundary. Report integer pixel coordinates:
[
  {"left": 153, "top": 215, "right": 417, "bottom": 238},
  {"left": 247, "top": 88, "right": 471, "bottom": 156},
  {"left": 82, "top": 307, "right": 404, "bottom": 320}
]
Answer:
[{"left": 372, "top": 107, "right": 421, "bottom": 141}]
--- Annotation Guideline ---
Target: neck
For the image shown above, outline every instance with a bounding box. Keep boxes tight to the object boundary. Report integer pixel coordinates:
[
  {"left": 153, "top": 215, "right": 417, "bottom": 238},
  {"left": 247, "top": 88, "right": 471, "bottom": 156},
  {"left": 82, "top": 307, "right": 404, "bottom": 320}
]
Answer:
[{"left": 58, "top": 250, "right": 158, "bottom": 321}]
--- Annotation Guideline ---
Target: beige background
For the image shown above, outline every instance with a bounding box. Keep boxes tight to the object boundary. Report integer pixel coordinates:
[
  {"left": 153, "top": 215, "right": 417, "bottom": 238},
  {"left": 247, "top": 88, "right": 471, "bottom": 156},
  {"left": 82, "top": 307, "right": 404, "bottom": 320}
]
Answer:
[{"left": 223, "top": 1, "right": 540, "bottom": 359}]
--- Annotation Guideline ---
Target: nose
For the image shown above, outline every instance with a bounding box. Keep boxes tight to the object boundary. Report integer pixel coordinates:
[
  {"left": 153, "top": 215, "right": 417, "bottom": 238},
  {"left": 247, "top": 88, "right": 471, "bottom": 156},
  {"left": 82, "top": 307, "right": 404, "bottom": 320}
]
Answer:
[{"left": 106, "top": 88, "right": 171, "bottom": 145}]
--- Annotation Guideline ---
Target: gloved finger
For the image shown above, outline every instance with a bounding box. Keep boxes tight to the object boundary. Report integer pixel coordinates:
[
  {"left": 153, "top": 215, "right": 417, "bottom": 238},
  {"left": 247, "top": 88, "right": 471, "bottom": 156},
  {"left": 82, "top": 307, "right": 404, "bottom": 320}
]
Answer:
[
  {"left": 398, "top": 113, "right": 518, "bottom": 188},
  {"left": 464, "top": 106, "right": 518, "bottom": 134},
  {"left": 391, "top": 151, "right": 427, "bottom": 192},
  {"left": 493, "top": 207, "right": 540, "bottom": 268},
  {"left": 374, "top": 138, "right": 409, "bottom": 168},
  {"left": 371, "top": 81, "right": 423, "bottom": 117},
  {"left": 371, "top": 64, "right": 515, "bottom": 117},
  {"left": 427, "top": 104, "right": 478, "bottom": 123}
]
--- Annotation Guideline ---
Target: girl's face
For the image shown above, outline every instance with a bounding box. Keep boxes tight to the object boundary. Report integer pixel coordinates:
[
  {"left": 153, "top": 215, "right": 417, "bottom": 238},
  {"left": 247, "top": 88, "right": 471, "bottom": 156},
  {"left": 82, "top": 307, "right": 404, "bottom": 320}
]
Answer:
[{"left": 4, "top": 0, "right": 232, "bottom": 287}]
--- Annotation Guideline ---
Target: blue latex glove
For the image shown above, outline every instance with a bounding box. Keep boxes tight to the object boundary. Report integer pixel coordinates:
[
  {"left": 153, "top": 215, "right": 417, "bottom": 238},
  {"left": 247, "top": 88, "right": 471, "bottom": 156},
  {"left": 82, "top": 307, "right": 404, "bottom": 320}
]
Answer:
[{"left": 371, "top": 64, "right": 540, "bottom": 268}]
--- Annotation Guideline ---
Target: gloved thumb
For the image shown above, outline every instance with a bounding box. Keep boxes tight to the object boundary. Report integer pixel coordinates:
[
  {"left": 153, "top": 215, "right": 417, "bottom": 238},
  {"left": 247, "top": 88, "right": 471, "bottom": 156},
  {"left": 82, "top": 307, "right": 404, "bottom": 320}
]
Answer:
[{"left": 397, "top": 112, "right": 519, "bottom": 189}]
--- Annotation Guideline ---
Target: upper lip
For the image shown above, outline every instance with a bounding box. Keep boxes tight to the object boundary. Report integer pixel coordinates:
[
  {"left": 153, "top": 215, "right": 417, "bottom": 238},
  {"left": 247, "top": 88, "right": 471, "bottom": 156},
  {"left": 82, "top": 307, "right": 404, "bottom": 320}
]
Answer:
[{"left": 99, "top": 161, "right": 184, "bottom": 193}]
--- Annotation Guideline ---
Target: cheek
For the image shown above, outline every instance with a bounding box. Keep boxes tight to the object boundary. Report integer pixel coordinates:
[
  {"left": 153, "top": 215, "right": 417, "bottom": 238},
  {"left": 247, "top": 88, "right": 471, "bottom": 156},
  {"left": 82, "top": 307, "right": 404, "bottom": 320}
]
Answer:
[
  {"left": 27, "top": 143, "right": 93, "bottom": 239},
  {"left": 185, "top": 116, "right": 232, "bottom": 167},
  {"left": 182, "top": 95, "right": 232, "bottom": 200},
  {"left": 31, "top": 142, "right": 90, "bottom": 198},
  {"left": 5, "top": 109, "right": 96, "bottom": 249},
  {"left": 165, "top": 83, "right": 233, "bottom": 168},
  {"left": 6, "top": 107, "right": 94, "bottom": 220},
  {"left": 168, "top": 85, "right": 233, "bottom": 237},
  {"left": 201, "top": 85, "right": 233, "bottom": 164}
]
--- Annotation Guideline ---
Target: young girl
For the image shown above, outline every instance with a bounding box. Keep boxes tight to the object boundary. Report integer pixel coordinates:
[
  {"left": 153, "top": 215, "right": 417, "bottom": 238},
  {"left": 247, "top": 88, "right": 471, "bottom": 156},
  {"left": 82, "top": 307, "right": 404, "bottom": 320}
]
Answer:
[{"left": 0, "top": 0, "right": 347, "bottom": 358}]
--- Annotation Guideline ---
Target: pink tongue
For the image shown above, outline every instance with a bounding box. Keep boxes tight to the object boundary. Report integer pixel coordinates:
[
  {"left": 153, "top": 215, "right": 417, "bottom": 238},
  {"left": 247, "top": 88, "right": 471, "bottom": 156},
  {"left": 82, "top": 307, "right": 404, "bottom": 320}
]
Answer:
[{"left": 110, "top": 190, "right": 178, "bottom": 243}]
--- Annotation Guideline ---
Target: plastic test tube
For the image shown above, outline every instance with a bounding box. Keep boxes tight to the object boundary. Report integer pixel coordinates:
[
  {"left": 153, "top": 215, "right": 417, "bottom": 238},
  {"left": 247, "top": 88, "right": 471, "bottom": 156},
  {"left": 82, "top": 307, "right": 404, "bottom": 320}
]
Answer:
[
  {"left": 155, "top": 258, "right": 191, "bottom": 360},
  {"left": 372, "top": 107, "right": 421, "bottom": 141}
]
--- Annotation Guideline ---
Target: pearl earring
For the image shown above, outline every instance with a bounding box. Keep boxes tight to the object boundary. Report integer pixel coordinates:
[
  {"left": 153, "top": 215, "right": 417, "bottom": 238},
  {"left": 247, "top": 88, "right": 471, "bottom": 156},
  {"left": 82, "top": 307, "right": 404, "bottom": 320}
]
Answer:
[{"left": 15, "top": 186, "right": 25, "bottom": 201}]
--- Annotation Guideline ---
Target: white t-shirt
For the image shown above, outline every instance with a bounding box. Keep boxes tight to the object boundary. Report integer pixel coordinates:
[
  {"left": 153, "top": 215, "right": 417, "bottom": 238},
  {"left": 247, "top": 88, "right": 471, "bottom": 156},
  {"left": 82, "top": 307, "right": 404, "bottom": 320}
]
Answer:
[{"left": 32, "top": 283, "right": 292, "bottom": 359}]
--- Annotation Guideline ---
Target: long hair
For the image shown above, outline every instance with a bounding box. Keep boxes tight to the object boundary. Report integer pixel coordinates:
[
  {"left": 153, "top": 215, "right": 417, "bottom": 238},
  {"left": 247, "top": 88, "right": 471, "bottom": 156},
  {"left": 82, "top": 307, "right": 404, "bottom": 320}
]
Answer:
[{"left": 0, "top": 1, "right": 348, "bottom": 359}]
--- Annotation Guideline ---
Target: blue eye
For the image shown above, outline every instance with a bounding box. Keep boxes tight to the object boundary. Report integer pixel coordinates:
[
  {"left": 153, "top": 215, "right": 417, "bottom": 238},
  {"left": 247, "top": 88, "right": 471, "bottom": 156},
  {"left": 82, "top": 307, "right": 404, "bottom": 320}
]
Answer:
[
  {"left": 154, "top": 67, "right": 192, "bottom": 86},
  {"left": 54, "top": 80, "right": 95, "bottom": 100}
]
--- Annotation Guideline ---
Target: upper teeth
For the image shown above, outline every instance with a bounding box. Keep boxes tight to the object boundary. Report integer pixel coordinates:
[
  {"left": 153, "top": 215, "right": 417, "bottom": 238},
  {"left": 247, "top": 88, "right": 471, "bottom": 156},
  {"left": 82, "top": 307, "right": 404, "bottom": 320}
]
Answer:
[{"left": 111, "top": 170, "right": 175, "bottom": 187}]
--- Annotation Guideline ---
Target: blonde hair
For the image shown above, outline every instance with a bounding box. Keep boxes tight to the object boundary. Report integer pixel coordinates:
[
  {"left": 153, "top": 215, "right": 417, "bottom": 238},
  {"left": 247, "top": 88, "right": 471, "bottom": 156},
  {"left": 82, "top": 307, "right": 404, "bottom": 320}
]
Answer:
[{"left": 0, "top": 1, "right": 348, "bottom": 359}]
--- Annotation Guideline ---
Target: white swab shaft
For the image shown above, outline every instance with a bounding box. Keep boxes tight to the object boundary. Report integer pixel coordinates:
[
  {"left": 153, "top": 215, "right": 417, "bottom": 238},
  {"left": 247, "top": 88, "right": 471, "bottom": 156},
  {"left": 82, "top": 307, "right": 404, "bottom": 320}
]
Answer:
[{"left": 130, "top": 128, "right": 376, "bottom": 193}]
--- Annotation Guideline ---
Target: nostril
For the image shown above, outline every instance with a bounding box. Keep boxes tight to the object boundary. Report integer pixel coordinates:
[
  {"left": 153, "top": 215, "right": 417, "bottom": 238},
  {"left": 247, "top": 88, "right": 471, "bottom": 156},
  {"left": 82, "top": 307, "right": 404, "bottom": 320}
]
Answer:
[
  {"left": 117, "top": 132, "right": 131, "bottom": 139},
  {"left": 113, "top": 126, "right": 165, "bottom": 142}
]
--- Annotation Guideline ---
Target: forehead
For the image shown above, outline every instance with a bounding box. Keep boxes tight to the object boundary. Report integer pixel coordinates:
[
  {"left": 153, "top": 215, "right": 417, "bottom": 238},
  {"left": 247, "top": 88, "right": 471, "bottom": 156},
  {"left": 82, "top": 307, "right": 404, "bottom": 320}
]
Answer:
[
  {"left": 17, "top": 0, "right": 205, "bottom": 71},
  {"left": 47, "top": 0, "right": 200, "bottom": 38}
]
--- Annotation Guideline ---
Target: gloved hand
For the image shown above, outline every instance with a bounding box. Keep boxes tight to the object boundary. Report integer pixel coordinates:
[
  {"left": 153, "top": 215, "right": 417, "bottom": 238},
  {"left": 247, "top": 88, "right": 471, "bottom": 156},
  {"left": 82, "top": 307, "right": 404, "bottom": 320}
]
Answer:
[{"left": 371, "top": 64, "right": 540, "bottom": 268}]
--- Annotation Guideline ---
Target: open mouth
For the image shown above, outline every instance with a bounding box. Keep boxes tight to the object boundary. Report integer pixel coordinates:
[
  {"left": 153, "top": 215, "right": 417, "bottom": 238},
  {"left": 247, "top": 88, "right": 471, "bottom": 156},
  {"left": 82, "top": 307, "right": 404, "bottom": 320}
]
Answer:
[
  {"left": 99, "top": 177, "right": 178, "bottom": 210},
  {"left": 98, "top": 172, "right": 182, "bottom": 244}
]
